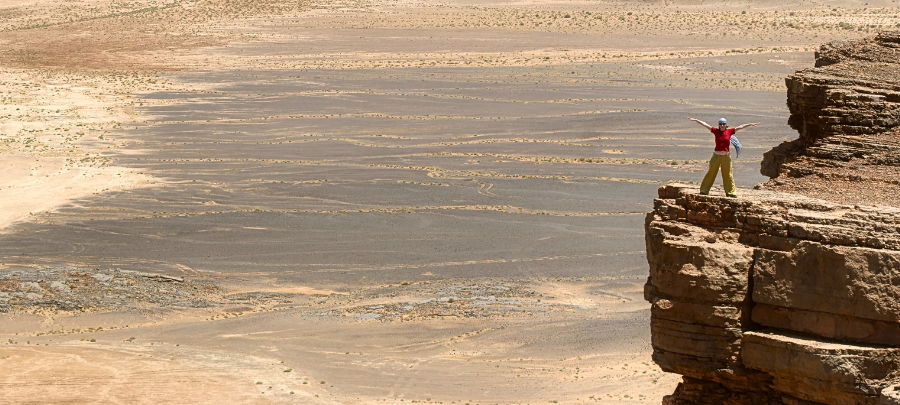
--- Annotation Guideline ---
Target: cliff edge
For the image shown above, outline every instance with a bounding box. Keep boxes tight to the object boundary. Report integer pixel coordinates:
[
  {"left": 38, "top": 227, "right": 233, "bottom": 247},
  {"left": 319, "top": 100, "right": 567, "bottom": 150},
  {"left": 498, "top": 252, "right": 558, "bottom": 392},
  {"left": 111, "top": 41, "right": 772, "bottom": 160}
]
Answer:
[
  {"left": 646, "top": 32, "right": 900, "bottom": 405},
  {"left": 760, "top": 31, "right": 900, "bottom": 206}
]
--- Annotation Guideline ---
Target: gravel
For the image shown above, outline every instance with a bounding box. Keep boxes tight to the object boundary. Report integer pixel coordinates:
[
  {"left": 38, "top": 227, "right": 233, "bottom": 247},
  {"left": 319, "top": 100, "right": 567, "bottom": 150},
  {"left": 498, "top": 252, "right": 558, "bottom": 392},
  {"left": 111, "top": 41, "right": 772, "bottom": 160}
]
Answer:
[{"left": 0, "top": 266, "right": 224, "bottom": 313}]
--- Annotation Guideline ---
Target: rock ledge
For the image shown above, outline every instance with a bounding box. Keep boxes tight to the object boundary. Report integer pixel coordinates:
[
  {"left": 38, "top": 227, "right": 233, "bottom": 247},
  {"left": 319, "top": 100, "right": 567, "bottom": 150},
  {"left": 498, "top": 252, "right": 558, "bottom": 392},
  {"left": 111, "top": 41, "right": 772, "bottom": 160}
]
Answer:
[
  {"left": 648, "top": 32, "right": 900, "bottom": 404},
  {"left": 646, "top": 184, "right": 900, "bottom": 405},
  {"left": 761, "top": 31, "right": 900, "bottom": 206}
]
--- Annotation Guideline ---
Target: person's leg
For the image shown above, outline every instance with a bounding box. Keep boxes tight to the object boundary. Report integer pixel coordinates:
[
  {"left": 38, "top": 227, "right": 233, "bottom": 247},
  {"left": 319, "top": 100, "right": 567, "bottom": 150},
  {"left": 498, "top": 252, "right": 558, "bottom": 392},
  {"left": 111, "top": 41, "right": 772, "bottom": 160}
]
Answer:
[
  {"left": 721, "top": 153, "right": 736, "bottom": 196},
  {"left": 699, "top": 154, "right": 721, "bottom": 194}
]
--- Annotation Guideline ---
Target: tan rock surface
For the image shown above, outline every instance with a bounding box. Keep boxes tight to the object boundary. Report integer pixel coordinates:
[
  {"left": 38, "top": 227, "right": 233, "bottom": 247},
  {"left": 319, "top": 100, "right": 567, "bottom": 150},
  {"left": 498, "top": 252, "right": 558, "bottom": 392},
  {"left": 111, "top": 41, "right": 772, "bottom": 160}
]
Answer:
[
  {"left": 761, "top": 31, "right": 900, "bottom": 207},
  {"left": 743, "top": 331, "right": 900, "bottom": 405},
  {"left": 649, "top": 46, "right": 900, "bottom": 397},
  {"left": 647, "top": 181, "right": 900, "bottom": 404},
  {"left": 753, "top": 241, "right": 900, "bottom": 324},
  {"left": 752, "top": 303, "right": 900, "bottom": 347}
]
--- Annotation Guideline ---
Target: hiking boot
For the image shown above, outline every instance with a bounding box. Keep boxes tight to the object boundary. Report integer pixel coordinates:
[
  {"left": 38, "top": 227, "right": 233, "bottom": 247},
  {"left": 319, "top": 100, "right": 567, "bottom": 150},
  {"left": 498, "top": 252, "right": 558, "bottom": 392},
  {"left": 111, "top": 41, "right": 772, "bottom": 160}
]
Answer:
[
  {"left": 726, "top": 193, "right": 737, "bottom": 198},
  {"left": 699, "top": 192, "right": 709, "bottom": 195}
]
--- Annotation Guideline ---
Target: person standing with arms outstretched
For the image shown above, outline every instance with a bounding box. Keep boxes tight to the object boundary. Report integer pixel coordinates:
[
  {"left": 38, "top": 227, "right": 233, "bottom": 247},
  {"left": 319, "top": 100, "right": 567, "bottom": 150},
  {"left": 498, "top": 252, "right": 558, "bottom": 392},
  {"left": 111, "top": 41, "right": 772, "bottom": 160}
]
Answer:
[{"left": 689, "top": 117, "right": 759, "bottom": 197}]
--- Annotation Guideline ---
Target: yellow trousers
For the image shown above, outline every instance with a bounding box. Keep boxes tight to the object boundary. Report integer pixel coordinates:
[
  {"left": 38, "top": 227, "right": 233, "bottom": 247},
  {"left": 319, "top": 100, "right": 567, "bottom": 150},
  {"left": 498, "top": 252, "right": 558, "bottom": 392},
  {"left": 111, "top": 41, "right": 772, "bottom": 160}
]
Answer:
[{"left": 700, "top": 153, "right": 736, "bottom": 195}]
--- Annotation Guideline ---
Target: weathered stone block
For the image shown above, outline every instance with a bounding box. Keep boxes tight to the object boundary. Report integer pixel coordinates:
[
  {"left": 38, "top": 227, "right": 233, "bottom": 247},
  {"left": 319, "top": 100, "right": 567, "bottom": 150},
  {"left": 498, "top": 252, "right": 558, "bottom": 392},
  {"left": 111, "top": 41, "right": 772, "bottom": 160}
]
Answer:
[
  {"left": 683, "top": 197, "right": 738, "bottom": 225},
  {"left": 650, "top": 296, "right": 743, "bottom": 329},
  {"left": 653, "top": 347, "right": 735, "bottom": 378},
  {"left": 655, "top": 198, "right": 687, "bottom": 220},
  {"left": 753, "top": 241, "right": 900, "bottom": 324},
  {"left": 743, "top": 331, "right": 900, "bottom": 405},
  {"left": 651, "top": 317, "right": 742, "bottom": 362},
  {"left": 646, "top": 232, "right": 754, "bottom": 305},
  {"left": 659, "top": 184, "right": 686, "bottom": 199},
  {"left": 662, "top": 376, "right": 784, "bottom": 405},
  {"left": 752, "top": 303, "right": 900, "bottom": 346}
]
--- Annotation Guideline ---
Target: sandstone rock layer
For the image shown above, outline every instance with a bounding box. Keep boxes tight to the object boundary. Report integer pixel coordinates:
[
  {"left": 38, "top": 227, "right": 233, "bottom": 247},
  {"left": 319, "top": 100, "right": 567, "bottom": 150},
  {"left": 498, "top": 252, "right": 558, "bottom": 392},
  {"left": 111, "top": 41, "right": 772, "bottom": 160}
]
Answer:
[
  {"left": 646, "top": 185, "right": 900, "bottom": 405},
  {"left": 648, "top": 32, "right": 900, "bottom": 404},
  {"left": 761, "top": 31, "right": 900, "bottom": 206}
]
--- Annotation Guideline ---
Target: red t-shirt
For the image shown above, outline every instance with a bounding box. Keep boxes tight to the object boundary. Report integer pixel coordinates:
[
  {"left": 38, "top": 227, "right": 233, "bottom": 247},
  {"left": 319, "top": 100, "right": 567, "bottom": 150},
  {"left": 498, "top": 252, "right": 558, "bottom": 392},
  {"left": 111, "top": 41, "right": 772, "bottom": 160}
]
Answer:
[{"left": 711, "top": 128, "right": 735, "bottom": 152}]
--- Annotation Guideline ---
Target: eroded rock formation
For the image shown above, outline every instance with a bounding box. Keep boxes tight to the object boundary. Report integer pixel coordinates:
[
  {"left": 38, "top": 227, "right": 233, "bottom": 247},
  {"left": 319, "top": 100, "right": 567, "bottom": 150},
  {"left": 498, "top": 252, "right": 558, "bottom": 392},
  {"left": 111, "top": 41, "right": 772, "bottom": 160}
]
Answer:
[
  {"left": 646, "top": 32, "right": 900, "bottom": 405},
  {"left": 761, "top": 31, "right": 900, "bottom": 206},
  {"left": 646, "top": 185, "right": 900, "bottom": 404}
]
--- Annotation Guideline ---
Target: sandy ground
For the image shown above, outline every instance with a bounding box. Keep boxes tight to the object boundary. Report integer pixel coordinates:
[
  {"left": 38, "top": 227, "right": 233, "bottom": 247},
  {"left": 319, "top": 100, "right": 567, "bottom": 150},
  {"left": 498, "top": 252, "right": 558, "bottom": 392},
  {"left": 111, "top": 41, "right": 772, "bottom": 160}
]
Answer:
[
  {"left": 1, "top": 0, "right": 897, "bottom": 403},
  {"left": 0, "top": 68, "right": 162, "bottom": 228}
]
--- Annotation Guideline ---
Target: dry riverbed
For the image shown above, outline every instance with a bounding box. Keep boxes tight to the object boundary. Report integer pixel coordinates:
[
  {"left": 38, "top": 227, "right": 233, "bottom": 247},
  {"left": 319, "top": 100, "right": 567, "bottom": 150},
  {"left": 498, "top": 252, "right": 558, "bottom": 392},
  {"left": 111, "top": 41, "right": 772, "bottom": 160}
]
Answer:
[{"left": 2, "top": 0, "right": 898, "bottom": 403}]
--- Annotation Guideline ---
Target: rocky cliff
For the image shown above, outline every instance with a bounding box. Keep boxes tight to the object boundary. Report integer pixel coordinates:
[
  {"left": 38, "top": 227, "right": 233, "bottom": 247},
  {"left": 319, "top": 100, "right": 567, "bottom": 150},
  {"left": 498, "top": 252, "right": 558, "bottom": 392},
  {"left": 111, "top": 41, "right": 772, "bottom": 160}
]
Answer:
[
  {"left": 761, "top": 31, "right": 900, "bottom": 206},
  {"left": 646, "top": 32, "right": 900, "bottom": 405}
]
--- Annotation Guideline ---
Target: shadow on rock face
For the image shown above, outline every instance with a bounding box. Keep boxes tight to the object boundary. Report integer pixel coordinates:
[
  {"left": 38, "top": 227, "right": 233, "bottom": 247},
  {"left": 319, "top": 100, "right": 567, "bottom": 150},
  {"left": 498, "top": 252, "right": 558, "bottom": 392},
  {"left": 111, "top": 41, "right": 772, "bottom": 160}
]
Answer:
[{"left": 759, "top": 31, "right": 900, "bottom": 206}]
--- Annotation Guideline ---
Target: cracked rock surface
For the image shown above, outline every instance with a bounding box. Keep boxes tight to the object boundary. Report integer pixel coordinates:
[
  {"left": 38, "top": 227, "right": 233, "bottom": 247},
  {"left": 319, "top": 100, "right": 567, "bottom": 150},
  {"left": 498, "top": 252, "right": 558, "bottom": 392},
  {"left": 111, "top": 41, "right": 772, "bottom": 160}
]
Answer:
[{"left": 646, "top": 184, "right": 900, "bottom": 405}]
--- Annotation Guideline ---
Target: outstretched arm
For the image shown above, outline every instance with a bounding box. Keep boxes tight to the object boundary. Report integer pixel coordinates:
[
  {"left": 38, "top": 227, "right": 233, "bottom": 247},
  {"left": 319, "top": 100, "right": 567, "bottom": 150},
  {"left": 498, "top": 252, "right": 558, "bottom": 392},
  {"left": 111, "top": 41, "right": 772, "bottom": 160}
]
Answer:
[
  {"left": 688, "top": 117, "right": 712, "bottom": 129},
  {"left": 733, "top": 122, "right": 760, "bottom": 132}
]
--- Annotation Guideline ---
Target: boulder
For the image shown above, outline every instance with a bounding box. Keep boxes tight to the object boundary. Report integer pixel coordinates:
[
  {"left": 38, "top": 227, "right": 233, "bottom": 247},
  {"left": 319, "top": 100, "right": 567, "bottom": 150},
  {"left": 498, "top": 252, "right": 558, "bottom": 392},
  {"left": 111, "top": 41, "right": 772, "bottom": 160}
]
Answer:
[{"left": 743, "top": 331, "right": 900, "bottom": 405}]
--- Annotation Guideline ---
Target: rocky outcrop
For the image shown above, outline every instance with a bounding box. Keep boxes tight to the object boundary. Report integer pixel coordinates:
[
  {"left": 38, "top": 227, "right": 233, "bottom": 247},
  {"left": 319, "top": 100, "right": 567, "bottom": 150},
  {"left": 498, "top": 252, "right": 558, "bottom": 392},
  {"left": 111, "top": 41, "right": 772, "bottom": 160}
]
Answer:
[
  {"left": 760, "top": 31, "right": 900, "bottom": 207},
  {"left": 645, "top": 185, "right": 900, "bottom": 405},
  {"left": 646, "top": 32, "right": 900, "bottom": 404}
]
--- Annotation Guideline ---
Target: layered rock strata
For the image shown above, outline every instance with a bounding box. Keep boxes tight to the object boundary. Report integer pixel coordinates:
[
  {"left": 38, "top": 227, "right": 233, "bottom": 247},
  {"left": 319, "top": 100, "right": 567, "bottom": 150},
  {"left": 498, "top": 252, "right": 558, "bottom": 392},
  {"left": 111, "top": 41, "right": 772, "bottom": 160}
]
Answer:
[
  {"left": 761, "top": 31, "right": 900, "bottom": 206},
  {"left": 646, "top": 31, "right": 900, "bottom": 404},
  {"left": 645, "top": 185, "right": 900, "bottom": 405}
]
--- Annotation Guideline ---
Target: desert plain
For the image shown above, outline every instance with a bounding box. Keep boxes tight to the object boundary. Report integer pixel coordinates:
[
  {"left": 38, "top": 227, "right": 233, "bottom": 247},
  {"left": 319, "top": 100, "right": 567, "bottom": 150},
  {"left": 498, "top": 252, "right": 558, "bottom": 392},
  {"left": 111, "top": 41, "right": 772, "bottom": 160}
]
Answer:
[{"left": 0, "top": 0, "right": 897, "bottom": 403}]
